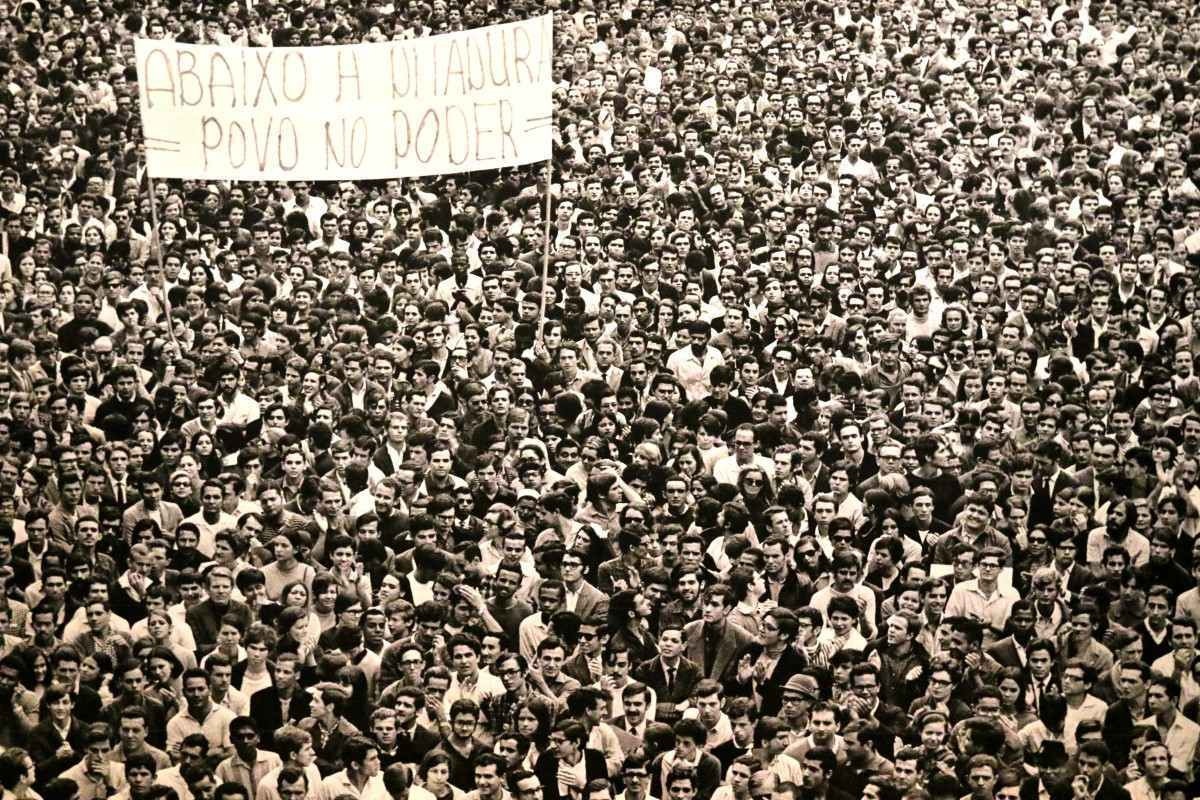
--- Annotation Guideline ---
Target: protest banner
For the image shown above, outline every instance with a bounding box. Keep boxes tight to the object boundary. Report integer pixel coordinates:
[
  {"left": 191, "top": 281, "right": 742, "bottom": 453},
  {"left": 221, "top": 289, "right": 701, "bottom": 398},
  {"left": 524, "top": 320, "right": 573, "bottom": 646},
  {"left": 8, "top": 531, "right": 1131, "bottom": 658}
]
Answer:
[{"left": 134, "top": 15, "right": 554, "bottom": 180}]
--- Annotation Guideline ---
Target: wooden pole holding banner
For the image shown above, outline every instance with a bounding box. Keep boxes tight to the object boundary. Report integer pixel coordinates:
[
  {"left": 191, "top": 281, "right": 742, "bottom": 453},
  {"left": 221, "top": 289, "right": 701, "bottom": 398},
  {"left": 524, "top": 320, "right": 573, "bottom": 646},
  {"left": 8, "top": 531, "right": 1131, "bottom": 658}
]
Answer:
[
  {"left": 536, "top": 159, "right": 553, "bottom": 343},
  {"left": 145, "top": 174, "right": 181, "bottom": 352}
]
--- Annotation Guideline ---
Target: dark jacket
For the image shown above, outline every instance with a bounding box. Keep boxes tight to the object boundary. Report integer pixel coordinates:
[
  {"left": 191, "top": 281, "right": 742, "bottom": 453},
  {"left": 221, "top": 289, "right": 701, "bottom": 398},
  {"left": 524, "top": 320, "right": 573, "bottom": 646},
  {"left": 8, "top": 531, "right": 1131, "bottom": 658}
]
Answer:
[
  {"left": 632, "top": 655, "right": 702, "bottom": 725},
  {"left": 249, "top": 685, "right": 312, "bottom": 750},
  {"left": 394, "top": 723, "right": 440, "bottom": 768},
  {"left": 186, "top": 598, "right": 255, "bottom": 657},
  {"left": 725, "top": 644, "right": 808, "bottom": 718},
  {"left": 534, "top": 748, "right": 607, "bottom": 800},
  {"left": 682, "top": 619, "right": 755, "bottom": 682},
  {"left": 30, "top": 717, "right": 85, "bottom": 783}
]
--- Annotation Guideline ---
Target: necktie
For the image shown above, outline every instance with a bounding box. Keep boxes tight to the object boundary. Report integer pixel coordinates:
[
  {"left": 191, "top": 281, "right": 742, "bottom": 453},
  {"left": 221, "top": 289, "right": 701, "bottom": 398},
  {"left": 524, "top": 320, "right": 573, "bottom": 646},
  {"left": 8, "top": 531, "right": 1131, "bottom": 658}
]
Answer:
[
  {"left": 116, "top": 480, "right": 126, "bottom": 507},
  {"left": 666, "top": 666, "right": 676, "bottom": 694}
]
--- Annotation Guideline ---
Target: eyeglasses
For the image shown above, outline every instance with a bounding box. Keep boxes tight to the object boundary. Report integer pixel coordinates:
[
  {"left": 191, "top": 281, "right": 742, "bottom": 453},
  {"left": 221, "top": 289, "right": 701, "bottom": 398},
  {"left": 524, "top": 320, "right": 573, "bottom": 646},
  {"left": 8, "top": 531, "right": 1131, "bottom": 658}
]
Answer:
[{"left": 743, "top": 478, "right": 763, "bottom": 486}]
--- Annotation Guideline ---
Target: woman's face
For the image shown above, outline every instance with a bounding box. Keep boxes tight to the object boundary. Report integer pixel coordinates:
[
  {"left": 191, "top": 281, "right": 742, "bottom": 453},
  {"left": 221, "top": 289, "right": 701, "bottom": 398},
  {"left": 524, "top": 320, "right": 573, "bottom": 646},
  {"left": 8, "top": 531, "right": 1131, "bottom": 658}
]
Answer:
[
  {"left": 286, "top": 585, "right": 309, "bottom": 608},
  {"left": 291, "top": 617, "right": 309, "bottom": 640},
  {"left": 148, "top": 614, "right": 171, "bottom": 639},
  {"left": 999, "top": 678, "right": 1021, "bottom": 706},
  {"left": 676, "top": 452, "right": 697, "bottom": 474},
  {"left": 425, "top": 763, "right": 450, "bottom": 788},
  {"left": 516, "top": 708, "right": 539, "bottom": 737},
  {"left": 148, "top": 657, "right": 172, "bottom": 684},
  {"left": 80, "top": 657, "right": 100, "bottom": 683},
  {"left": 597, "top": 416, "right": 616, "bottom": 437}
]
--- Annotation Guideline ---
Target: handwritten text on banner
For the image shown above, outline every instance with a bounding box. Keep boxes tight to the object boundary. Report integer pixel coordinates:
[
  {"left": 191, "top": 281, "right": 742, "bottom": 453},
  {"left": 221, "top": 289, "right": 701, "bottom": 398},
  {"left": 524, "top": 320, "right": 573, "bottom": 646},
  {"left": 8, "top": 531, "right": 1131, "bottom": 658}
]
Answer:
[{"left": 134, "top": 15, "right": 553, "bottom": 180}]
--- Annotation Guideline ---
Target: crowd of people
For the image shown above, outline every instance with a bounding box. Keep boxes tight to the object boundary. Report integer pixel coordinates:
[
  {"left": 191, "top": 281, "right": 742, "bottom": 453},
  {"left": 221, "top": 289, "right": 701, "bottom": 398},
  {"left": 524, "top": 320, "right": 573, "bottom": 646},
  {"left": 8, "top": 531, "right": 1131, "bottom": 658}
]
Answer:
[{"left": 1, "top": 1, "right": 1200, "bottom": 800}]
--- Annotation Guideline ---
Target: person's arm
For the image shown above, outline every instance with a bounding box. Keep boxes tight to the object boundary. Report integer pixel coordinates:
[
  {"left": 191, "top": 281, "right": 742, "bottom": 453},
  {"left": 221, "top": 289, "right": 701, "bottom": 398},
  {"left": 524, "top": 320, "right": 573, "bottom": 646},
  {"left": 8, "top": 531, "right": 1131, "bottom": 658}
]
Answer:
[
  {"left": 599, "top": 726, "right": 624, "bottom": 778},
  {"left": 165, "top": 716, "right": 184, "bottom": 762},
  {"left": 612, "top": 473, "right": 649, "bottom": 510},
  {"left": 460, "top": 585, "right": 504, "bottom": 635}
]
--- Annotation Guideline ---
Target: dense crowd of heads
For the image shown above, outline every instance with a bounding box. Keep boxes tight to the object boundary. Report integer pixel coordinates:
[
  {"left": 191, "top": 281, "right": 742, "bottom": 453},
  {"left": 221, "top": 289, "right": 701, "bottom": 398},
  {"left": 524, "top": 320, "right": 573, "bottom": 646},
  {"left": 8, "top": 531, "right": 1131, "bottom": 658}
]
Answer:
[{"left": 1, "top": 1, "right": 1200, "bottom": 800}]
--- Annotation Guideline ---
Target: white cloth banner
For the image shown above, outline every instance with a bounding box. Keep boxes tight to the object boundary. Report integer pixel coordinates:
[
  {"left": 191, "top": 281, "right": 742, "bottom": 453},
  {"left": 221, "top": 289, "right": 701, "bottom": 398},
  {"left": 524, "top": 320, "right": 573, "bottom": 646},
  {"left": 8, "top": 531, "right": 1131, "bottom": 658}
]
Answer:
[{"left": 135, "top": 15, "right": 553, "bottom": 180}]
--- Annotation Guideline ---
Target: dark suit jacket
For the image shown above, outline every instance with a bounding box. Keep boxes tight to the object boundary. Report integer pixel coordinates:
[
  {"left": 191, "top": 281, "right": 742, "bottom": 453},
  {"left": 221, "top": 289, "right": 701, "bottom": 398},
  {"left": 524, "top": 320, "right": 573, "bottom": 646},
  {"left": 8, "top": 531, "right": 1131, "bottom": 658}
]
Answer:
[
  {"left": 682, "top": 619, "right": 755, "bottom": 681},
  {"left": 1060, "top": 562, "right": 1096, "bottom": 599},
  {"left": 73, "top": 685, "right": 103, "bottom": 723},
  {"left": 573, "top": 580, "right": 611, "bottom": 622},
  {"left": 535, "top": 748, "right": 607, "bottom": 800},
  {"left": 333, "top": 379, "right": 386, "bottom": 414},
  {"left": 725, "top": 645, "right": 808, "bottom": 718},
  {"left": 370, "top": 446, "right": 402, "bottom": 478},
  {"left": 249, "top": 685, "right": 312, "bottom": 749},
  {"left": 563, "top": 652, "right": 601, "bottom": 686},
  {"left": 0, "top": 556, "right": 34, "bottom": 591},
  {"left": 186, "top": 598, "right": 255, "bottom": 656},
  {"left": 1031, "top": 471, "right": 1077, "bottom": 527},
  {"left": 1067, "top": 468, "right": 1113, "bottom": 515},
  {"left": 30, "top": 717, "right": 85, "bottom": 783},
  {"left": 633, "top": 656, "right": 702, "bottom": 724},
  {"left": 711, "top": 739, "right": 753, "bottom": 772},
  {"left": 231, "top": 659, "right": 277, "bottom": 693},
  {"left": 394, "top": 723, "right": 440, "bottom": 767},
  {"left": 766, "top": 569, "right": 812, "bottom": 610},
  {"left": 1084, "top": 779, "right": 1131, "bottom": 800},
  {"left": 1071, "top": 320, "right": 1105, "bottom": 359},
  {"left": 1102, "top": 698, "right": 1143, "bottom": 770},
  {"left": 987, "top": 636, "right": 1026, "bottom": 669}
]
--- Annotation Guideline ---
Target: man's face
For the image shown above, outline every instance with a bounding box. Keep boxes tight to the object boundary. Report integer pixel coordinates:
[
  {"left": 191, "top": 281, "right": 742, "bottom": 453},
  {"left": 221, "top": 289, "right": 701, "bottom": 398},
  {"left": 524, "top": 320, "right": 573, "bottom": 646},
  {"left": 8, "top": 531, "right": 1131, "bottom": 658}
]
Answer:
[
  {"left": 702, "top": 594, "right": 730, "bottom": 625},
  {"left": 801, "top": 758, "right": 827, "bottom": 791},
  {"left": 540, "top": 647, "right": 565, "bottom": 679},
  {"left": 183, "top": 676, "right": 210, "bottom": 713},
  {"left": 659, "top": 629, "right": 683, "bottom": 660},
  {"left": 809, "top": 709, "right": 837, "bottom": 744},
  {"left": 667, "top": 780, "right": 695, "bottom": 800}
]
